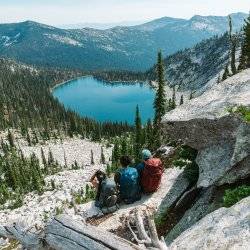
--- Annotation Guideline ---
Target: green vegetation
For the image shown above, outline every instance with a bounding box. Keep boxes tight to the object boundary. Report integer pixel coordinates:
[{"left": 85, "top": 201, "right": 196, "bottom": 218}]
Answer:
[
  {"left": 134, "top": 105, "right": 142, "bottom": 163},
  {"left": 228, "top": 15, "right": 237, "bottom": 76},
  {"left": 238, "top": 14, "right": 250, "bottom": 70},
  {"left": 222, "top": 64, "right": 230, "bottom": 81},
  {"left": 153, "top": 51, "right": 166, "bottom": 149},
  {"left": 2, "top": 240, "right": 20, "bottom": 250},
  {"left": 93, "top": 70, "right": 147, "bottom": 83},
  {"left": 223, "top": 185, "right": 250, "bottom": 207},
  {"left": 0, "top": 140, "right": 63, "bottom": 208},
  {"left": 0, "top": 59, "right": 133, "bottom": 144},
  {"left": 227, "top": 105, "right": 250, "bottom": 122},
  {"left": 72, "top": 184, "right": 96, "bottom": 205},
  {"left": 173, "top": 145, "right": 199, "bottom": 185},
  {"left": 154, "top": 209, "right": 169, "bottom": 228}
]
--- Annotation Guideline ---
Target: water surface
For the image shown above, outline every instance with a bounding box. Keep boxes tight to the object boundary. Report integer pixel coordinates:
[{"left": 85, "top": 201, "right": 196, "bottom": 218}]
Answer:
[{"left": 53, "top": 76, "right": 155, "bottom": 124}]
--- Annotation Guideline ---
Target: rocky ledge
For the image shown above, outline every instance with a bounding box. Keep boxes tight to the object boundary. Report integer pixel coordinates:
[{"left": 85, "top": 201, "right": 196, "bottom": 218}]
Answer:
[{"left": 160, "top": 69, "right": 250, "bottom": 243}]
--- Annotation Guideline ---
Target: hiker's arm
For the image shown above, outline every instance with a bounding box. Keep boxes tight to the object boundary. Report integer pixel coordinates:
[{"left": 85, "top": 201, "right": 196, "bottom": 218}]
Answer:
[{"left": 136, "top": 162, "right": 144, "bottom": 175}]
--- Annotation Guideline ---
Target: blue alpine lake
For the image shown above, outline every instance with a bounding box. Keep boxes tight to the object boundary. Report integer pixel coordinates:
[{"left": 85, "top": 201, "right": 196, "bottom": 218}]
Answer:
[{"left": 52, "top": 76, "right": 155, "bottom": 124}]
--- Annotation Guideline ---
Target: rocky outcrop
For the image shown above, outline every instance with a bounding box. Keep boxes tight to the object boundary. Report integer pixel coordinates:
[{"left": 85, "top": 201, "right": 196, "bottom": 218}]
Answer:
[
  {"left": 169, "top": 196, "right": 250, "bottom": 250},
  {"left": 162, "top": 69, "right": 250, "bottom": 188},
  {"left": 160, "top": 70, "right": 250, "bottom": 242},
  {"left": 165, "top": 187, "right": 215, "bottom": 243},
  {"left": 157, "top": 172, "right": 190, "bottom": 216}
]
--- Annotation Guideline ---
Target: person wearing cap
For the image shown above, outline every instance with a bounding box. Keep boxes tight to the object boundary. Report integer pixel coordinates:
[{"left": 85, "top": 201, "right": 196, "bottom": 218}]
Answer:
[{"left": 135, "top": 149, "right": 152, "bottom": 179}]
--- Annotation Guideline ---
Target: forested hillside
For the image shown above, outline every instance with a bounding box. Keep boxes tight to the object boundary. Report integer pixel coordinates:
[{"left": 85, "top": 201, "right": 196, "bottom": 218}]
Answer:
[
  {"left": 96, "top": 32, "right": 241, "bottom": 92},
  {"left": 0, "top": 59, "right": 132, "bottom": 141},
  {"left": 146, "top": 33, "right": 234, "bottom": 90}
]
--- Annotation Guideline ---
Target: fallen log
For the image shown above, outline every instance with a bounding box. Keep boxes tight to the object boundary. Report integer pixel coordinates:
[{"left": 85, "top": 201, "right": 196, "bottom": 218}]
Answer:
[{"left": 0, "top": 210, "right": 168, "bottom": 250}]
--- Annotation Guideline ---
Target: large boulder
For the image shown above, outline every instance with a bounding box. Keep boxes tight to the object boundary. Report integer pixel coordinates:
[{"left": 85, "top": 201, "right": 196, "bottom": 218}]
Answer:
[
  {"left": 162, "top": 69, "right": 250, "bottom": 188},
  {"left": 165, "top": 187, "right": 215, "bottom": 244},
  {"left": 169, "top": 196, "right": 250, "bottom": 250},
  {"left": 157, "top": 172, "right": 190, "bottom": 216}
]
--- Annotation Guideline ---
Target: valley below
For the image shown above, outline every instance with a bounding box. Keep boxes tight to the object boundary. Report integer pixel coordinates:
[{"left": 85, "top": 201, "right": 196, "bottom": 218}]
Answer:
[{"left": 0, "top": 9, "right": 250, "bottom": 250}]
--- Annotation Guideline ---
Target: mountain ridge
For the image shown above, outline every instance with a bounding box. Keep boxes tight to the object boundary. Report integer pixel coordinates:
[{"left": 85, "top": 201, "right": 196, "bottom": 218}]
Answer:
[{"left": 0, "top": 12, "right": 247, "bottom": 71}]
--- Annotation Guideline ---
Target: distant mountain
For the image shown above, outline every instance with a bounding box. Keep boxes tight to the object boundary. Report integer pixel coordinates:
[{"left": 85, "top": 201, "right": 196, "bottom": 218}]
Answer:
[
  {"left": 58, "top": 21, "right": 147, "bottom": 30},
  {"left": 0, "top": 13, "right": 247, "bottom": 71}
]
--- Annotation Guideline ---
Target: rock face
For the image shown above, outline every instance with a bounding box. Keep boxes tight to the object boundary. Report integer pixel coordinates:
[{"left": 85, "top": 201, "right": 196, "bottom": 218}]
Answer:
[
  {"left": 163, "top": 69, "right": 250, "bottom": 121},
  {"left": 165, "top": 187, "right": 215, "bottom": 243},
  {"left": 169, "top": 196, "right": 250, "bottom": 250},
  {"left": 160, "top": 70, "right": 250, "bottom": 243},
  {"left": 157, "top": 172, "right": 190, "bottom": 216},
  {"left": 162, "top": 69, "right": 250, "bottom": 188}
]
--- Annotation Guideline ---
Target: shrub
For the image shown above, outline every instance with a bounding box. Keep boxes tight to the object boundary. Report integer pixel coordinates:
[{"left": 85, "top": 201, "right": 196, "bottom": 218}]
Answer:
[
  {"left": 154, "top": 210, "right": 169, "bottom": 228},
  {"left": 183, "top": 162, "right": 199, "bottom": 185},
  {"left": 227, "top": 105, "right": 250, "bottom": 122},
  {"left": 73, "top": 184, "right": 96, "bottom": 205},
  {"left": 223, "top": 185, "right": 250, "bottom": 207},
  {"left": 173, "top": 145, "right": 199, "bottom": 185},
  {"left": 55, "top": 206, "right": 64, "bottom": 215}
]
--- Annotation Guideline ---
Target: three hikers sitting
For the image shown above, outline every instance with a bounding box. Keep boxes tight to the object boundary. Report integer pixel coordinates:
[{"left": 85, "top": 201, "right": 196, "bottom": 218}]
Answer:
[{"left": 90, "top": 149, "right": 163, "bottom": 213}]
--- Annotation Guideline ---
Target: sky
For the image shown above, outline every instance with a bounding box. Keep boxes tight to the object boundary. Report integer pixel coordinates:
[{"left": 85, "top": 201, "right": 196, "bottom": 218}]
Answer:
[{"left": 0, "top": 0, "right": 249, "bottom": 25}]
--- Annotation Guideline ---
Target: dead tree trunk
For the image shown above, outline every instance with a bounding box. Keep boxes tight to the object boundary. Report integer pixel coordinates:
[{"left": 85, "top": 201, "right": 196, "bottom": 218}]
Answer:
[{"left": 0, "top": 210, "right": 168, "bottom": 250}]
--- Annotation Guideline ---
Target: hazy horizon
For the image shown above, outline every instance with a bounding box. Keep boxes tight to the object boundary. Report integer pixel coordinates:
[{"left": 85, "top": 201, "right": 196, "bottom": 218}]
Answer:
[
  {"left": 0, "top": 0, "right": 249, "bottom": 27},
  {"left": 0, "top": 12, "right": 248, "bottom": 30}
]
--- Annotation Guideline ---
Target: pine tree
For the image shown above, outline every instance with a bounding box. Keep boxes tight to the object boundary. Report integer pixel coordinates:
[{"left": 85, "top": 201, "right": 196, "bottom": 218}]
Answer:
[
  {"left": 231, "top": 36, "right": 237, "bottom": 75},
  {"left": 189, "top": 92, "right": 194, "bottom": 100},
  {"left": 153, "top": 51, "right": 166, "bottom": 149},
  {"left": 32, "top": 130, "right": 39, "bottom": 145},
  {"left": 120, "top": 137, "right": 128, "bottom": 156},
  {"left": 26, "top": 132, "right": 32, "bottom": 146},
  {"left": 51, "top": 179, "right": 56, "bottom": 190},
  {"left": 222, "top": 64, "right": 230, "bottom": 81},
  {"left": 106, "top": 164, "right": 111, "bottom": 176},
  {"left": 180, "top": 95, "right": 184, "bottom": 105},
  {"left": 134, "top": 105, "right": 142, "bottom": 163},
  {"left": 90, "top": 150, "right": 94, "bottom": 165},
  {"left": 111, "top": 140, "right": 120, "bottom": 166},
  {"left": 41, "top": 148, "right": 48, "bottom": 174},
  {"left": 7, "top": 130, "right": 15, "bottom": 148},
  {"left": 238, "top": 40, "right": 247, "bottom": 71},
  {"left": 145, "top": 119, "right": 154, "bottom": 150},
  {"left": 244, "top": 14, "right": 250, "bottom": 68},
  {"left": 228, "top": 15, "right": 237, "bottom": 75},
  {"left": 238, "top": 14, "right": 250, "bottom": 70},
  {"left": 63, "top": 149, "right": 68, "bottom": 168},
  {"left": 100, "top": 147, "right": 106, "bottom": 164},
  {"left": 171, "top": 86, "right": 176, "bottom": 109},
  {"left": 48, "top": 148, "right": 54, "bottom": 166}
]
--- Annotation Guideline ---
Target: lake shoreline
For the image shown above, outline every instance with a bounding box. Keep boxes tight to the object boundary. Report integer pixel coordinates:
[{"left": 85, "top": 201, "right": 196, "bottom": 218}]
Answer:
[
  {"left": 51, "top": 75, "right": 91, "bottom": 92},
  {"left": 51, "top": 75, "right": 149, "bottom": 93},
  {"left": 52, "top": 76, "right": 155, "bottom": 124}
]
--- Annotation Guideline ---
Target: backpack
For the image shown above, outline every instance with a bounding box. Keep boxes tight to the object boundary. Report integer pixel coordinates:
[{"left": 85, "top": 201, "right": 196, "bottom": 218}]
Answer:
[
  {"left": 98, "top": 178, "right": 119, "bottom": 213},
  {"left": 141, "top": 158, "right": 163, "bottom": 193},
  {"left": 119, "top": 167, "right": 141, "bottom": 204}
]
